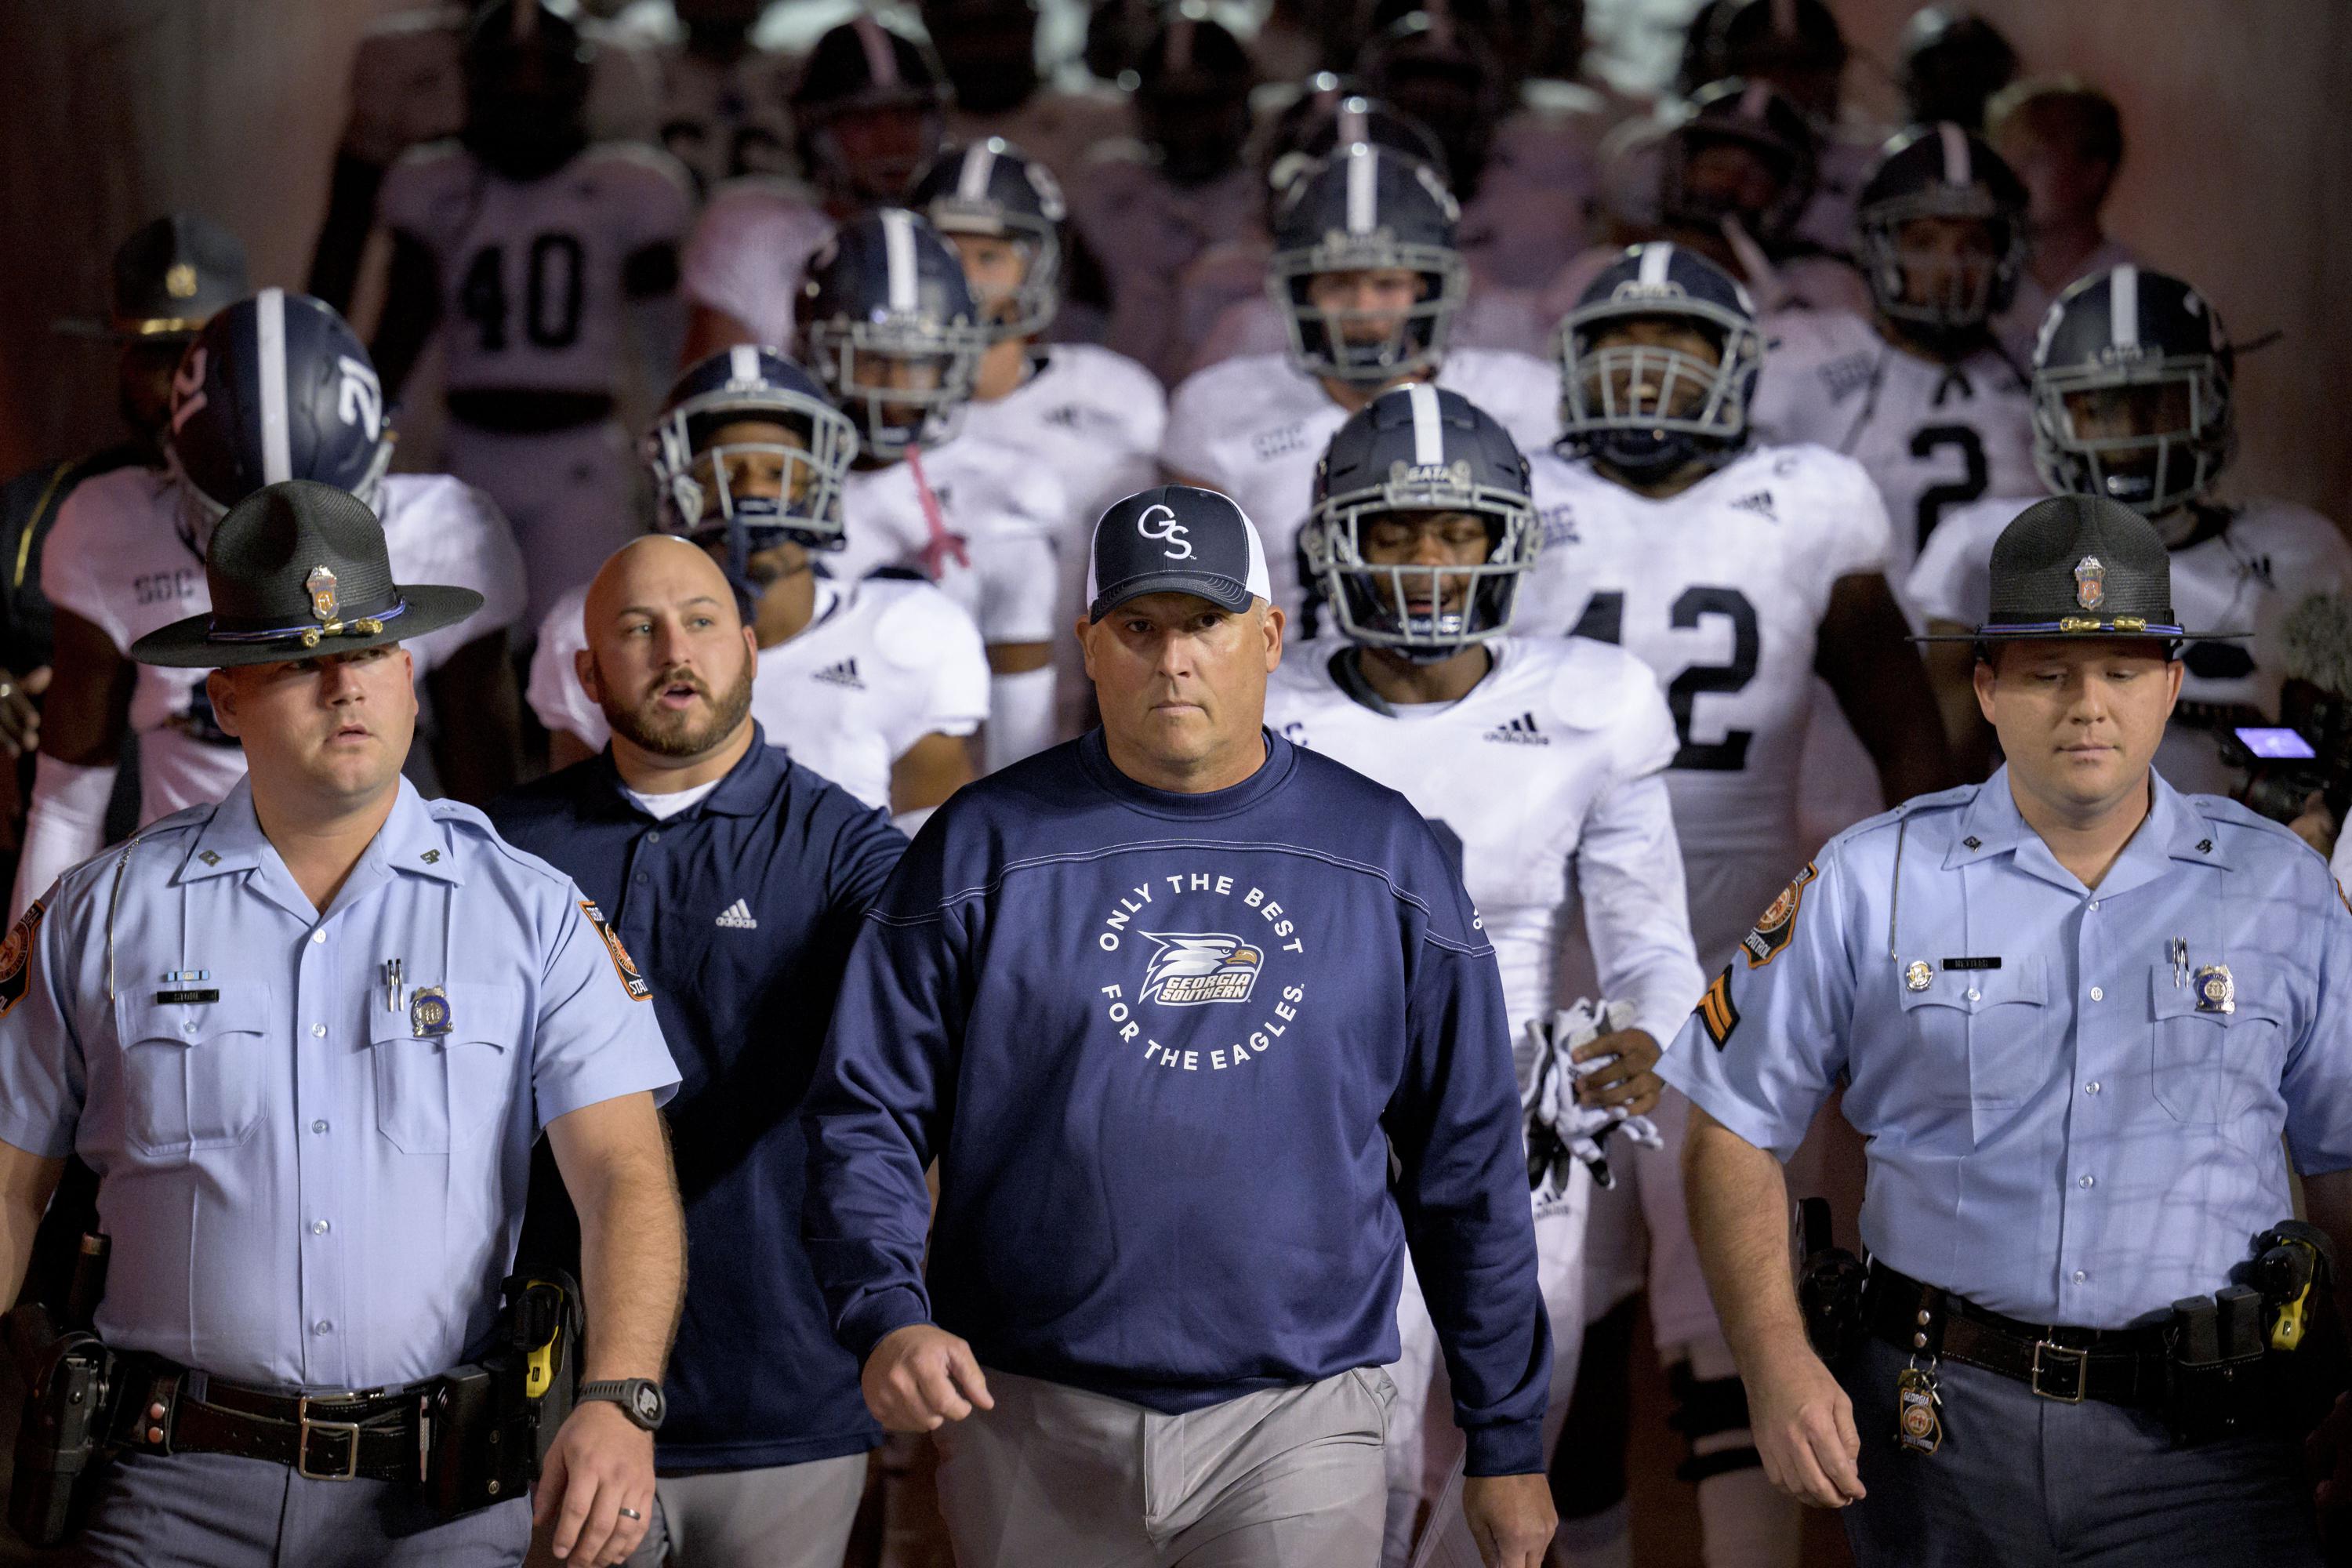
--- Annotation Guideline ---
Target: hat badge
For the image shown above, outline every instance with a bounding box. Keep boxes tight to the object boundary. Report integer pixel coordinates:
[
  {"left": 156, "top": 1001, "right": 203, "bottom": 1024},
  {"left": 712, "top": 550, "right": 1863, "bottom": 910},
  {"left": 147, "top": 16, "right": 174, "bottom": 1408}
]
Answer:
[
  {"left": 306, "top": 565, "right": 339, "bottom": 623},
  {"left": 164, "top": 262, "right": 198, "bottom": 300},
  {"left": 2074, "top": 554, "right": 2106, "bottom": 612}
]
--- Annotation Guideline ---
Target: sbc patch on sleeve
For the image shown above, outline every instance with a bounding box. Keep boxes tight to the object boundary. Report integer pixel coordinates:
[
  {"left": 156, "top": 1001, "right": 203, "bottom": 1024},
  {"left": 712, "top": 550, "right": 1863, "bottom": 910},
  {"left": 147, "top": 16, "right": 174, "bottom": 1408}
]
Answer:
[
  {"left": 0, "top": 898, "right": 44, "bottom": 1018},
  {"left": 578, "top": 900, "right": 652, "bottom": 1001},
  {"left": 1740, "top": 862, "right": 1818, "bottom": 969},
  {"left": 1698, "top": 964, "right": 1740, "bottom": 1050}
]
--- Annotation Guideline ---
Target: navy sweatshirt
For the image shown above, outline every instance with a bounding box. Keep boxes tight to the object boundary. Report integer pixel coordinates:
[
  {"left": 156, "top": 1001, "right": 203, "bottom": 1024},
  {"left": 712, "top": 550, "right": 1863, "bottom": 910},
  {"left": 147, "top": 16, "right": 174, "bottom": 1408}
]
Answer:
[
  {"left": 492, "top": 730, "right": 905, "bottom": 1472},
  {"left": 802, "top": 729, "right": 1551, "bottom": 1475}
]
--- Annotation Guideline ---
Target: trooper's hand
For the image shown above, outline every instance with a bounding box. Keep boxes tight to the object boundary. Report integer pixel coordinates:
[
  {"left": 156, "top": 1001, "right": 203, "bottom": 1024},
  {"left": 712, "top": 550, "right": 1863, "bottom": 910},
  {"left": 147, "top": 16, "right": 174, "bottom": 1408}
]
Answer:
[
  {"left": 1746, "top": 1341, "right": 1866, "bottom": 1508},
  {"left": 1573, "top": 1028, "right": 1663, "bottom": 1116},
  {"left": 534, "top": 1399, "right": 654, "bottom": 1565},
  {"left": 2307, "top": 1388, "right": 2352, "bottom": 1510},
  {"left": 863, "top": 1323, "right": 995, "bottom": 1432},
  {"left": 0, "top": 666, "right": 50, "bottom": 757},
  {"left": 1461, "top": 1472, "right": 1558, "bottom": 1567}
]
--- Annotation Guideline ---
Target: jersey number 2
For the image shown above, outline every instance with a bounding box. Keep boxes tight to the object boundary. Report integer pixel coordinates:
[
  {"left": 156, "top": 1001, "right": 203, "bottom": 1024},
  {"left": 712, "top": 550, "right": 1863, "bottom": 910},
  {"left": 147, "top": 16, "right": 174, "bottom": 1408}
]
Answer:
[
  {"left": 1908, "top": 425, "right": 1988, "bottom": 554},
  {"left": 1569, "top": 587, "right": 1760, "bottom": 771},
  {"left": 459, "top": 234, "right": 586, "bottom": 353}
]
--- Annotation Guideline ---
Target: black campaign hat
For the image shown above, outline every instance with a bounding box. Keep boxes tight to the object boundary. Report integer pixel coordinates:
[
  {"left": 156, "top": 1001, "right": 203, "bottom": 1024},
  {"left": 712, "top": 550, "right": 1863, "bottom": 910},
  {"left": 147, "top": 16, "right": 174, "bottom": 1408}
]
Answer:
[
  {"left": 56, "top": 213, "right": 250, "bottom": 340},
  {"left": 131, "top": 481, "right": 482, "bottom": 668},
  {"left": 1915, "top": 494, "right": 2246, "bottom": 645}
]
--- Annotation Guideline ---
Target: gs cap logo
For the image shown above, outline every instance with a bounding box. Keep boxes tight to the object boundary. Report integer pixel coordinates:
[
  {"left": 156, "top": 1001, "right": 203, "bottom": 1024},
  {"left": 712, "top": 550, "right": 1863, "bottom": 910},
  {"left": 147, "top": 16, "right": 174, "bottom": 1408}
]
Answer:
[{"left": 1136, "top": 503, "right": 1193, "bottom": 561}]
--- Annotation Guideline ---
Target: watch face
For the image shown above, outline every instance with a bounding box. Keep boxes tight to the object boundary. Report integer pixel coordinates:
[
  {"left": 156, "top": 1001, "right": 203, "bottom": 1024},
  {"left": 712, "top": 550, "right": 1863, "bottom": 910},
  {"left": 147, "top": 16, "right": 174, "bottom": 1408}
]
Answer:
[{"left": 632, "top": 1384, "right": 664, "bottom": 1425}]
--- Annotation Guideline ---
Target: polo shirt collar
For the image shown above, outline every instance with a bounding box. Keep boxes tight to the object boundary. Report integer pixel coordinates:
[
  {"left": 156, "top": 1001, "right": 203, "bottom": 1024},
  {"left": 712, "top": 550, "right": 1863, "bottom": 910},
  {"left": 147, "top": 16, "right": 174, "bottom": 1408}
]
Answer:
[{"left": 597, "top": 723, "right": 781, "bottom": 822}]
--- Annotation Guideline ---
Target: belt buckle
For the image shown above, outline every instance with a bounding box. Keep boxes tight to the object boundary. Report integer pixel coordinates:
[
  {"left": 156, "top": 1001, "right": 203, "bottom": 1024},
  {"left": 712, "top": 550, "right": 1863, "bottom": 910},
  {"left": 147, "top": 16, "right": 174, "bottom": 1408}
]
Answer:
[
  {"left": 2030, "top": 1339, "right": 2089, "bottom": 1403},
  {"left": 294, "top": 1395, "right": 364, "bottom": 1481}
]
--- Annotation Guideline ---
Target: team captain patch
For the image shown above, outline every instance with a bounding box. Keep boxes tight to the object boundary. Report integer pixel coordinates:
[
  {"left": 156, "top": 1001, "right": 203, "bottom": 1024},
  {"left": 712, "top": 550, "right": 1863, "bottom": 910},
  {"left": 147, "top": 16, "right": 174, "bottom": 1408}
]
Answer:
[
  {"left": 1740, "top": 863, "right": 1818, "bottom": 969},
  {"left": 579, "top": 900, "right": 652, "bottom": 1001},
  {"left": 1698, "top": 965, "right": 1740, "bottom": 1049},
  {"left": 0, "top": 898, "right": 44, "bottom": 1018}
]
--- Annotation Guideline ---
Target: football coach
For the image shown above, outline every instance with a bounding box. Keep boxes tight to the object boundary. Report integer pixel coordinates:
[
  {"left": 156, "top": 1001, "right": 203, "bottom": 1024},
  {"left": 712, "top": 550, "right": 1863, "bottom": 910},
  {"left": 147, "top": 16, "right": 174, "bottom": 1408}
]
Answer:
[{"left": 801, "top": 485, "right": 1557, "bottom": 1567}]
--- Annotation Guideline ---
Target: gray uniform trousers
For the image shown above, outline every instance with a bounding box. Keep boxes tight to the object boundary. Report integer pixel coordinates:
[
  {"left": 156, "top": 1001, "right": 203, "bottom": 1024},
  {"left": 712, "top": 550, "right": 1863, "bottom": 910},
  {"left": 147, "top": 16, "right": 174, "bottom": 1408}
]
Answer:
[
  {"left": 1837, "top": 1334, "right": 2322, "bottom": 1566},
  {"left": 67, "top": 1449, "right": 529, "bottom": 1566},
  {"left": 621, "top": 1451, "right": 868, "bottom": 1568},
  {"left": 931, "top": 1367, "right": 1392, "bottom": 1568}
]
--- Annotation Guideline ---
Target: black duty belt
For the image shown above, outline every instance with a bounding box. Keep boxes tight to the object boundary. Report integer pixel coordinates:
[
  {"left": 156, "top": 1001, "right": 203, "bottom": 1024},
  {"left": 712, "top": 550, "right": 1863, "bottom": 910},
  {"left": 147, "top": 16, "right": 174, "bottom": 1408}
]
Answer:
[
  {"left": 115, "top": 1355, "right": 430, "bottom": 1482},
  {"left": 1864, "top": 1263, "right": 2172, "bottom": 1406}
]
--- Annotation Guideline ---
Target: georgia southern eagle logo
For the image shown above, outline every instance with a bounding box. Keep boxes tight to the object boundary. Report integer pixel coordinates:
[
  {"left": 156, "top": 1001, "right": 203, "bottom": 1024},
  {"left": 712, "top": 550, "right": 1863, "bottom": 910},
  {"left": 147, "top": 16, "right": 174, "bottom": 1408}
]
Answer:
[{"left": 1138, "top": 932, "right": 1263, "bottom": 1006}]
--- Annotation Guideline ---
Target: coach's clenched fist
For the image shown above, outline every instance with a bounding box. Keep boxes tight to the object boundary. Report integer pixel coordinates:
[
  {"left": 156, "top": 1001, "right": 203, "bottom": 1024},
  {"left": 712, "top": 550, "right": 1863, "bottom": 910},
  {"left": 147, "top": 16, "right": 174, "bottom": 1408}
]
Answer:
[{"left": 863, "top": 1325, "right": 997, "bottom": 1432}]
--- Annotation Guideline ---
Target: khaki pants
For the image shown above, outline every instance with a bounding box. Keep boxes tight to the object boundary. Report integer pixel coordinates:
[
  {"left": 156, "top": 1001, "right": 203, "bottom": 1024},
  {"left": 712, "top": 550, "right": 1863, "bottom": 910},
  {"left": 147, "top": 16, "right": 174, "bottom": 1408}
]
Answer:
[
  {"left": 622, "top": 1450, "right": 867, "bottom": 1567},
  {"left": 933, "top": 1367, "right": 1392, "bottom": 1568}
]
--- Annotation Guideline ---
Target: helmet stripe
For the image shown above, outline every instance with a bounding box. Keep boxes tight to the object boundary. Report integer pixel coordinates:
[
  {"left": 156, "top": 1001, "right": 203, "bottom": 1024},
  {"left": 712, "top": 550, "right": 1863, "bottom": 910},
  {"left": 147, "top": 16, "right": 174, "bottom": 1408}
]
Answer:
[
  {"left": 728, "top": 344, "right": 760, "bottom": 384},
  {"left": 1406, "top": 382, "right": 1444, "bottom": 466},
  {"left": 1938, "top": 122, "right": 1972, "bottom": 186},
  {"left": 1167, "top": 16, "right": 1193, "bottom": 72},
  {"left": 957, "top": 140, "right": 997, "bottom": 201},
  {"left": 254, "top": 287, "right": 292, "bottom": 486},
  {"left": 880, "top": 209, "right": 920, "bottom": 313},
  {"left": 1345, "top": 146, "right": 1377, "bottom": 234},
  {"left": 2110, "top": 264, "right": 2140, "bottom": 353},
  {"left": 1339, "top": 99, "right": 1367, "bottom": 144},
  {"left": 853, "top": 15, "right": 899, "bottom": 86},
  {"left": 1638, "top": 241, "right": 1674, "bottom": 287}
]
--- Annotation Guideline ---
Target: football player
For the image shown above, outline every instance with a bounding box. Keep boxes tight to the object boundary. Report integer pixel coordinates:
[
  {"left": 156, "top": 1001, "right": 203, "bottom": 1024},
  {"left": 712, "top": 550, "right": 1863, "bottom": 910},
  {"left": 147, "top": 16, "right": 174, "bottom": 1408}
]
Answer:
[
  {"left": 1066, "top": 7, "right": 1262, "bottom": 383},
  {"left": 1161, "top": 140, "right": 1559, "bottom": 640},
  {"left": 676, "top": 13, "right": 949, "bottom": 359},
  {"left": 12, "top": 290, "right": 527, "bottom": 917},
  {"left": 1895, "top": 6, "right": 2018, "bottom": 131},
  {"left": 1519, "top": 242, "right": 1952, "bottom": 1568},
  {"left": 1749, "top": 123, "right": 2038, "bottom": 583},
  {"left": 910, "top": 138, "right": 1165, "bottom": 741},
  {"left": 1909, "top": 265, "right": 2352, "bottom": 794},
  {"left": 623, "top": 0, "right": 800, "bottom": 198},
  {"left": 1263, "top": 383, "right": 1702, "bottom": 1566},
  {"left": 921, "top": 0, "right": 1134, "bottom": 185},
  {"left": 798, "top": 209, "right": 1068, "bottom": 771},
  {"left": 370, "top": 0, "right": 695, "bottom": 627},
  {"left": 1548, "top": 78, "right": 1870, "bottom": 322},
  {"left": 530, "top": 347, "right": 987, "bottom": 833}
]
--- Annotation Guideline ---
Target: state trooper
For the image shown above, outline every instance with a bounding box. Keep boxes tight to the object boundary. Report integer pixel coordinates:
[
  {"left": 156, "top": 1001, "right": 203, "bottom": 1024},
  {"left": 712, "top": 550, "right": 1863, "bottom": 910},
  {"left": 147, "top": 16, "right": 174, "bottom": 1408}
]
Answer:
[
  {"left": 0, "top": 481, "right": 684, "bottom": 1568},
  {"left": 1664, "top": 493, "right": 2352, "bottom": 1566}
]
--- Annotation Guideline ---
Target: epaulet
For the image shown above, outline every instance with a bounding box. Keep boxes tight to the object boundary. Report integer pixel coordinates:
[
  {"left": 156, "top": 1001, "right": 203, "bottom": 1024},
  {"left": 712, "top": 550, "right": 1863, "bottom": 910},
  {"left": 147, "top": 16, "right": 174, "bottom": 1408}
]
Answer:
[
  {"left": 2188, "top": 792, "right": 2316, "bottom": 856},
  {"left": 1835, "top": 785, "right": 1976, "bottom": 848},
  {"left": 51, "top": 804, "right": 212, "bottom": 908},
  {"left": 432, "top": 799, "right": 578, "bottom": 888}
]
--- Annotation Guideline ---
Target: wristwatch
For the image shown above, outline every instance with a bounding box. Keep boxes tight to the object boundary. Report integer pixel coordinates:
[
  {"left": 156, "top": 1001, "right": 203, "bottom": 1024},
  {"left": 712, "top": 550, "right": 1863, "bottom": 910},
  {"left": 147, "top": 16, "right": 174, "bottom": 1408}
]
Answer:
[{"left": 579, "top": 1379, "right": 666, "bottom": 1432}]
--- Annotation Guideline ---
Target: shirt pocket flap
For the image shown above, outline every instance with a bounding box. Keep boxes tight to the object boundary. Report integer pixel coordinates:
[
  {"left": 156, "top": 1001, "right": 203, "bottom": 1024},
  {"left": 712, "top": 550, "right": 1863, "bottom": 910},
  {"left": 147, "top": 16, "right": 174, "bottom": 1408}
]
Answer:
[
  {"left": 2149, "top": 964, "right": 2285, "bottom": 1026},
  {"left": 366, "top": 980, "right": 525, "bottom": 1051},
  {"left": 1895, "top": 956, "right": 2045, "bottom": 1014},
  {"left": 118, "top": 981, "right": 272, "bottom": 1047}
]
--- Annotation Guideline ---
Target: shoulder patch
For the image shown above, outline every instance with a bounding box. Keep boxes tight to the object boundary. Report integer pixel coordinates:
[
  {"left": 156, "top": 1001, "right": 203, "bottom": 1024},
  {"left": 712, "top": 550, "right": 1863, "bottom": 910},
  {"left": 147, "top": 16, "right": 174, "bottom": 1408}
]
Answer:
[
  {"left": 1697, "top": 964, "right": 1740, "bottom": 1049},
  {"left": 1741, "top": 862, "right": 1818, "bottom": 968},
  {"left": 578, "top": 900, "right": 652, "bottom": 1001},
  {"left": 0, "top": 898, "right": 45, "bottom": 1019}
]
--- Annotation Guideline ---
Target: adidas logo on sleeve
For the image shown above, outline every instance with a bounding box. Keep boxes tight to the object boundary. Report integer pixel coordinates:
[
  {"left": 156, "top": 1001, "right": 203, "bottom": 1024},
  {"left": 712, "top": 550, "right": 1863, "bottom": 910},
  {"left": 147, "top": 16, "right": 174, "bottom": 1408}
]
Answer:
[
  {"left": 715, "top": 898, "right": 760, "bottom": 930},
  {"left": 1483, "top": 712, "right": 1549, "bottom": 746},
  {"left": 811, "top": 657, "right": 864, "bottom": 689}
]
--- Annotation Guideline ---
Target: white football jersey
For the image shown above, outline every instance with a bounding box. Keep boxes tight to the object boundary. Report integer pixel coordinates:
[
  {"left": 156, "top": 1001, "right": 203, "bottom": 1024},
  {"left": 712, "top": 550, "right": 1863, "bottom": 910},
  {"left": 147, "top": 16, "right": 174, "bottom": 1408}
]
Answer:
[
  {"left": 677, "top": 176, "right": 835, "bottom": 347},
  {"left": 1749, "top": 307, "right": 2035, "bottom": 587},
  {"left": 1909, "top": 494, "right": 2352, "bottom": 796},
  {"left": 960, "top": 345, "right": 1166, "bottom": 735},
  {"left": 1519, "top": 442, "right": 1895, "bottom": 860},
  {"left": 1160, "top": 348, "right": 1562, "bottom": 633},
  {"left": 1265, "top": 635, "right": 1702, "bottom": 1045},
  {"left": 528, "top": 569, "right": 989, "bottom": 811},
  {"left": 831, "top": 441, "right": 1067, "bottom": 651},
  {"left": 42, "top": 469, "right": 527, "bottom": 828},
  {"left": 379, "top": 140, "right": 694, "bottom": 396},
  {"left": 641, "top": 38, "right": 800, "bottom": 194}
]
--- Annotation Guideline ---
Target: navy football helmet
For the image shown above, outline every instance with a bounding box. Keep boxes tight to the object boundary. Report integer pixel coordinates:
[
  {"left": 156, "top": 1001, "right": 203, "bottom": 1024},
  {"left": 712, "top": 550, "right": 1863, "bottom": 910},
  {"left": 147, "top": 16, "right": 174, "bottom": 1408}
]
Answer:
[
  {"left": 1263, "top": 85, "right": 1448, "bottom": 227},
  {"left": 793, "top": 16, "right": 951, "bottom": 207},
  {"left": 1134, "top": 9, "right": 1255, "bottom": 189},
  {"left": 461, "top": 0, "right": 595, "bottom": 182},
  {"left": 1305, "top": 383, "right": 1537, "bottom": 661},
  {"left": 1662, "top": 78, "right": 1817, "bottom": 247},
  {"left": 647, "top": 347, "right": 859, "bottom": 556},
  {"left": 2031, "top": 264, "right": 2236, "bottom": 517},
  {"left": 1855, "top": 122, "right": 2027, "bottom": 338},
  {"left": 167, "top": 289, "right": 394, "bottom": 543},
  {"left": 907, "top": 138, "right": 1068, "bottom": 342},
  {"left": 1269, "top": 142, "right": 1467, "bottom": 387},
  {"left": 1557, "top": 242, "right": 1762, "bottom": 482},
  {"left": 1897, "top": 8, "right": 2019, "bottom": 129},
  {"left": 797, "top": 209, "right": 992, "bottom": 459}
]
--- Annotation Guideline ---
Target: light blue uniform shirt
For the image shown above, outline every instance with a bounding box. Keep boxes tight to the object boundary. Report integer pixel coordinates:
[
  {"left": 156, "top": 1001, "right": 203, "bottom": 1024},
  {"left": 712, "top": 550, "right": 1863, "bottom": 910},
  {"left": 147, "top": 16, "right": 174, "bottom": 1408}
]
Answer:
[
  {"left": 0, "top": 777, "right": 678, "bottom": 1392},
  {"left": 1660, "top": 766, "right": 2352, "bottom": 1329}
]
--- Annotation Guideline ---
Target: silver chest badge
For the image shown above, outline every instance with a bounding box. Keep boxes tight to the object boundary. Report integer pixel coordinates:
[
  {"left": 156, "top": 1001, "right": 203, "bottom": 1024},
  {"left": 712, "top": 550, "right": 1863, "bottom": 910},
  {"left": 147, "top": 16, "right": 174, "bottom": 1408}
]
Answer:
[
  {"left": 2194, "top": 964, "right": 2234, "bottom": 1016},
  {"left": 1904, "top": 960, "right": 1934, "bottom": 992}
]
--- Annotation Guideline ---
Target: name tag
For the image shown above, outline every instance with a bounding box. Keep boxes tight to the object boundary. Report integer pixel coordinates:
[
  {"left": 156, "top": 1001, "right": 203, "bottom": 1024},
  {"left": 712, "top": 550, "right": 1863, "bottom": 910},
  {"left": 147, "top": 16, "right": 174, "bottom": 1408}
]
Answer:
[
  {"left": 154, "top": 989, "right": 220, "bottom": 1004},
  {"left": 1940, "top": 956, "right": 2002, "bottom": 972}
]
